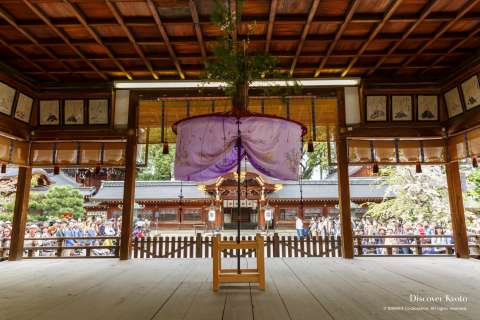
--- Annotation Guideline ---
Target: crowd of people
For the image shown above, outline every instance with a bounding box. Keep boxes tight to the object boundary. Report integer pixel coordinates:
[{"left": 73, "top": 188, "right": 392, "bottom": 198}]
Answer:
[
  {"left": 351, "top": 218, "right": 453, "bottom": 255},
  {"left": 0, "top": 215, "right": 156, "bottom": 258},
  {"left": 1, "top": 215, "right": 480, "bottom": 257},
  {"left": 296, "top": 216, "right": 480, "bottom": 255},
  {"left": 0, "top": 218, "right": 122, "bottom": 257}
]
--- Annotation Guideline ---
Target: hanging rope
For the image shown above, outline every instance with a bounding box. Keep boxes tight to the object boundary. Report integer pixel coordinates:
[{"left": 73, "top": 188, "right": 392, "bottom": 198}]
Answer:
[
  {"left": 236, "top": 117, "right": 242, "bottom": 274},
  {"left": 244, "top": 155, "right": 248, "bottom": 207},
  {"left": 179, "top": 180, "right": 184, "bottom": 222},
  {"left": 299, "top": 137, "right": 304, "bottom": 217}
]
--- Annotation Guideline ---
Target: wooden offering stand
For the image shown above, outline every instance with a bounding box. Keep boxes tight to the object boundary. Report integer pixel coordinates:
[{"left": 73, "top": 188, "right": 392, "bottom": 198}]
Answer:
[{"left": 212, "top": 234, "right": 265, "bottom": 291}]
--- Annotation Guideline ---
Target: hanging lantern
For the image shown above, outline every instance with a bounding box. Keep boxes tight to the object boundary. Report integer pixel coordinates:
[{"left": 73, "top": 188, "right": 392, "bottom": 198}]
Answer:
[
  {"left": 472, "top": 156, "right": 478, "bottom": 168},
  {"left": 94, "top": 166, "right": 101, "bottom": 175},
  {"left": 1, "top": 163, "right": 6, "bottom": 174},
  {"left": 307, "top": 139, "right": 314, "bottom": 153},
  {"left": 372, "top": 163, "right": 379, "bottom": 174},
  {"left": 208, "top": 204, "right": 216, "bottom": 222},
  {"left": 415, "top": 162, "right": 422, "bottom": 173},
  {"left": 162, "top": 142, "right": 169, "bottom": 155},
  {"left": 264, "top": 205, "right": 273, "bottom": 222},
  {"left": 53, "top": 165, "right": 60, "bottom": 175}
]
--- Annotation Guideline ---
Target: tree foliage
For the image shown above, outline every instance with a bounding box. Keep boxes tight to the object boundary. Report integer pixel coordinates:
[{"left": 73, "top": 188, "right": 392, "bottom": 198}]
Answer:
[
  {"left": 136, "top": 144, "right": 175, "bottom": 181},
  {"left": 2, "top": 186, "right": 84, "bottom": 219},
  {"left": 301, "top": 142, "right": 329, "bottom": 180},
  {"left": 40, "top": 186, "right": 84, "bottom": 218},
  {"left": 203, "top": 0, "right": 298, "bottom": 97},
  {"left": 467, "top": 168, "right": 480, "bottom": 202},
  {"left": 3, "top": 191, "right": 46, "bottom": 213},
  {"left": 366, "top": 166, "right": 477, "bottom": 227}
]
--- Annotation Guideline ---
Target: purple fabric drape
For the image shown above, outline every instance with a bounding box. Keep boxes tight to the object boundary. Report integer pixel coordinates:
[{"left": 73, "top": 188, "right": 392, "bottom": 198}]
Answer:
[{"left": 174, "top": 115, "right": 303, "bottom": 181}]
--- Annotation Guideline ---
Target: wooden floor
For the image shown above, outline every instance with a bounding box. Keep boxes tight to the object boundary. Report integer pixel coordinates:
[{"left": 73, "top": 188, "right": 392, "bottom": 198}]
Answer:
[{"left": 1, "top": 257, "right": 479, "bottom": 320}]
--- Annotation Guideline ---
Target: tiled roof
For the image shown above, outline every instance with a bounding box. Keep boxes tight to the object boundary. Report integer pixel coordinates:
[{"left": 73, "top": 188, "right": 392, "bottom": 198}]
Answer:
[
  {"left": 1, "top": 168, "right": 95, "bottom": 197},
  {"left": 93, "top": 178, "right": 389, "bottom": 201},
  {"left": 94, "top": 181, "right": 207, "bottom": 201},
  {"left": 269, "top": 178, "right": 389, "bottom": 200}
]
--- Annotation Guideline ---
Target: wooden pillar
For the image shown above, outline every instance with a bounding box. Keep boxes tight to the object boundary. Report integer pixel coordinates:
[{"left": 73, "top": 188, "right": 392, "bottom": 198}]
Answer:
[
  {"left": 445, "top": 161, "right": 469, "bottom": 258},
  {"left": 275, "top": 204, "right": 280, "bottom": 219},
  {"left": 119, "top": 93, "right": 138, "bottom": 260},
  {"left": 335, "top": 87, "right": 354, "bottom": 259},
  {"left": 258, "top": 202, "right": 265, "bottom": 229},
  {"left": 215, "top": 206, "right": 223, "bottom": 229},
  {"left": 322, "top": 205, "right": 329, "bottom": 217},
  {"left": 9, "top": 166, "right": 32, "bottom": 261}
]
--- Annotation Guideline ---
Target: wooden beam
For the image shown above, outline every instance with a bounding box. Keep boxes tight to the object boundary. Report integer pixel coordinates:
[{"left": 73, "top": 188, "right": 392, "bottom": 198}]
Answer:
[
  {"left": 105, "top": 0, "right": 158, "bottom": 80},
  {"left": 289, "top": 0, "right": 320, "bottom": 76},
  {"left": 0, "top": 60, "right": 38, "bottom": 90},
  {"left": 445, "top": 160, "right": 470, "bottom": 258},
  {"left": 8, "top": 166, "right": 32, "bottom": 261},
  {"left": 11, "top": 49, "right": 469, "bottom": 63},
  {"left": 119, "top": 92, "right": 138, "bottom": 260},
  {"left": 0, "top": 36, "right": 58, "bottom": 82},
  {"left": 31, "top": 129, "right": 127, "bottom": 141},
  {"left": 22, "top": 0, "right": 108, "bottom": 80},
  {"left": 0, "top": 5, "right": 66, "bottom": 80},
  {"left": 315, "top": 0, "right": 360, "bottom": 77},
  {"left": 265, "top": 0, "right": 278, "bottom": 54},
  {"left": 189, "top": 0, "right": 207, "bottom": 60},
  {"left": 421, "top": 26, "right": 480, "bottom": 75},
  {"left": 397, "top": 0, "right": 480, "bottom": 74},
  {"left": 348, "top": 126, "right": 443, "bottom": 139},
  {"left": 3, "top": 12, "right": 480, "bottom": 28},
  {"left": 341, "top": 0, "right": 403, "bottom": 77},
  {"left": 0, "top": 109, "right": 31, "bottom": 139},
  {"left": 63, "top": 0, "right": 132, "bottom": 80},
  {"left": 6, "top": 32, "right": 478, "bottom": 47},
  {"left": 335, "top": 87, "right": 354, "bottom": 259},
  {"left": 441, "top": 48, "right": 480, "bottom": 89},
  {"left": 367, "top": 0, "right": 438, "bottom": 77},
  {"left": 146, "top": 0, "right": 185, "bottom": 79},
  {"left": 20, "top": 62, "right": 454, "bottom": 76}
]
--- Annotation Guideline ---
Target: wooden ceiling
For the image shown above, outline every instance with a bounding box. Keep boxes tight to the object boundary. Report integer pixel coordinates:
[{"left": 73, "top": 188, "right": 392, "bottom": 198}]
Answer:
[{"left": 0, "top": 0, "right": 479, "bottom": 85}]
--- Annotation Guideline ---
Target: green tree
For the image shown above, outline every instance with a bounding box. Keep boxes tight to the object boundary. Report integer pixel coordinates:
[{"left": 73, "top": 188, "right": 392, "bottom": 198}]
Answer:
[
  {"left": 3, "top": 186, "right": 84, "bottom": 219},
  {"left": 301, "top": 142, "right": 329, "bottom": 180},
  {"left": 41, "top": 186, "right": 84, "bottom": 219},
  {"left": 26, "top": 192, "right": 46, "bottom": 213},
  {"left": 366, "top": 166, "right": 477, "bottom": 227},
  {"left": 3, "top": 192, "right": 46, "bottom": 213},
  {"left": 467, "top": 168, "right": 480, "bottom": 202},
  {"left": 136, "top": 144, "right": 175, "bottom": 181}
]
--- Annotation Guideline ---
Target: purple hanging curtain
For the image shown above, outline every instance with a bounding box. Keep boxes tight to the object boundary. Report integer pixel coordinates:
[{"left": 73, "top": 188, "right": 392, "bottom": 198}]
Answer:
[{"left": 174, "top": 115, "right": 304, "bottom": 181}]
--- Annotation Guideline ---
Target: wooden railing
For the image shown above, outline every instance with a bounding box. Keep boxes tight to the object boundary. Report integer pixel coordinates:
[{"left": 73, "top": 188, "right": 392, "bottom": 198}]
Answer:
[
  {"left": 131, "top": 234, "right": 342, "bottom": 258},
  {"left": 1, "top": 234, "right": 479, "bottom": 259},
  {"left": 131, "top": 234, "right": 480, "bottom": 258},
  {"left": 0, "top": 236, "right": 120, "bottom": 259},
  {"left": 354, "top": 235, "right": 480, "bottom": 256}
]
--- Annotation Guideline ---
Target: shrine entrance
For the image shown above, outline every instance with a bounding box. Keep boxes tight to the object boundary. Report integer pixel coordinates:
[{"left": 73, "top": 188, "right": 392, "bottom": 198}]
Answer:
[
  {"left": 223, "top": 207, "right": 258, "bottom": 229},
  {"left": 200, "top": 169, "right": 277, "bottom": 230}
]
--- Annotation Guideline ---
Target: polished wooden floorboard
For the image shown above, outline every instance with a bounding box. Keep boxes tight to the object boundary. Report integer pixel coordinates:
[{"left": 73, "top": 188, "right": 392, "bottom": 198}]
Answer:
[{"left": 0, "top": 258, "right": 479, "bottom": 320}]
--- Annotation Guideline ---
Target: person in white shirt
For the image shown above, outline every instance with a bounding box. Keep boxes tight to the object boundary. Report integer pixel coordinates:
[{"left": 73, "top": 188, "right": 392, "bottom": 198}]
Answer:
[{"left": 295, "top": 216, "right": 304, "bottom": 237}]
